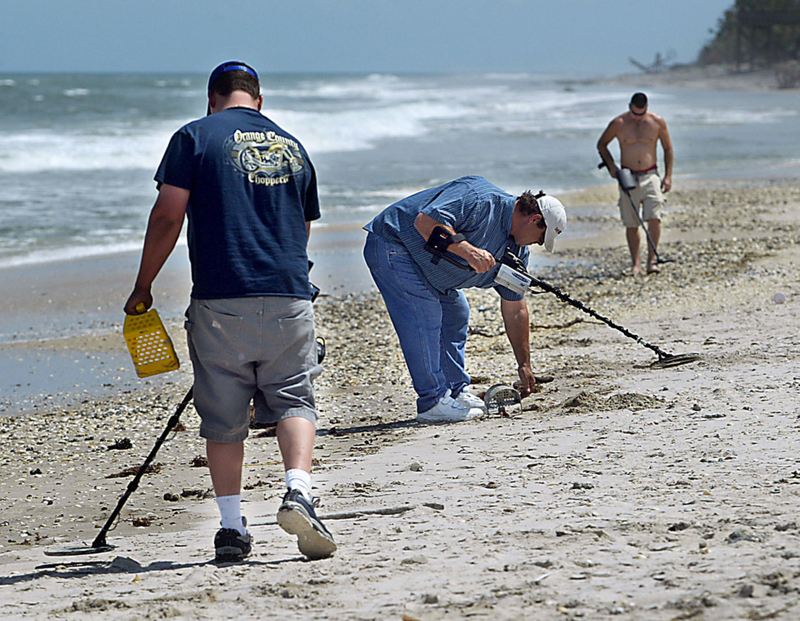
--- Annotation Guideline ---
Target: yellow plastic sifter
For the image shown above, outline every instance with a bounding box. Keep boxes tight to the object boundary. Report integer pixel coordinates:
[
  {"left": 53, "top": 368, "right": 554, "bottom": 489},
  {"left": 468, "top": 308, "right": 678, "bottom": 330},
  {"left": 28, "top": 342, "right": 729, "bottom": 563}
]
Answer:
[{"left": 123, "top": 303, "right": 180, "bottom": 378}]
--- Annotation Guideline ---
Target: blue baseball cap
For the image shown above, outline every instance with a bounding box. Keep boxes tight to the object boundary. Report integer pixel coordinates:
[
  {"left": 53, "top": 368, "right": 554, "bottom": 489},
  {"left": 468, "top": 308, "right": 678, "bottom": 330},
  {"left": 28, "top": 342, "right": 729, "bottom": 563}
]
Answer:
[
  {"left": 207, "top": 61, "right": 259, "bottom": 91},
  {"left": 206, "top": 61, "right": 259, "bottom": 115}
]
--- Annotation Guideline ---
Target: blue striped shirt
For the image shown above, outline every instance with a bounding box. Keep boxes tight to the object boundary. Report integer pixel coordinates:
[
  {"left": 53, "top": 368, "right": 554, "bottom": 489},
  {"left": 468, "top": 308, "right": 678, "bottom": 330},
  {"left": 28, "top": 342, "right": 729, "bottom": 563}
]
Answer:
[{"left": 364, "top": 176, "right": 528, "bottom": 300}]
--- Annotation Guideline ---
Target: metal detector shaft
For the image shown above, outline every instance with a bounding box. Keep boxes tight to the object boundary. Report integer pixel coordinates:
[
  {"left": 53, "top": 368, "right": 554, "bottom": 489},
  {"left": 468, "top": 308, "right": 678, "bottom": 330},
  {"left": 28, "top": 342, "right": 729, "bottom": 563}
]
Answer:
[
  {"left": 526, "top": 274, "right": 670, "bottom": 359},
  {"left": 91, "top": 386, "right": 194, "bottom": 549}
]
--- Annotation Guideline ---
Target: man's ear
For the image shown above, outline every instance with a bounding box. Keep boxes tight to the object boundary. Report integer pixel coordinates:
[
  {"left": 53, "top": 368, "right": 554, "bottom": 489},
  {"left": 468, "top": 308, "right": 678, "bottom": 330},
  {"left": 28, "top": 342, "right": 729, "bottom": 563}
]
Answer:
[{"left": 257, "top": 95, "right": 264, "bottom": 111}]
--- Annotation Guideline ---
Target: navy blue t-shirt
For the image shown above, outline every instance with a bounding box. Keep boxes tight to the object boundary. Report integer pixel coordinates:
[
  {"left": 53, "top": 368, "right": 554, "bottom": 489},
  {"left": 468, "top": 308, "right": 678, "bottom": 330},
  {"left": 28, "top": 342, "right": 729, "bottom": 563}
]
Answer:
[{"left": 155, "top": 107, "right": 320, "bottom": 300}]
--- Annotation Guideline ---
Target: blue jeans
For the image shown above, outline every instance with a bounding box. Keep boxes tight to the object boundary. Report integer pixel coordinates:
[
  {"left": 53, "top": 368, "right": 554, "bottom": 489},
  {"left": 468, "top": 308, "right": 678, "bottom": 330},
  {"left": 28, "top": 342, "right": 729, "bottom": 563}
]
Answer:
[{"left": 364, "top": 232, "right": 470, "bottom": 413}]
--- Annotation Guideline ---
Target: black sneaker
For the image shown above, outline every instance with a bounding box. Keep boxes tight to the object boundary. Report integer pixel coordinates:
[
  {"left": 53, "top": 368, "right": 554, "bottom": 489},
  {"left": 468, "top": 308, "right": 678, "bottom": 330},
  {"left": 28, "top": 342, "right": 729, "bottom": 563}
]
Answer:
[
  {"left": 214, "top": 517, "right": 252, "bottom": 562},
  {"left": 277, "top": 489, "right": 337, "bottom": 560}
]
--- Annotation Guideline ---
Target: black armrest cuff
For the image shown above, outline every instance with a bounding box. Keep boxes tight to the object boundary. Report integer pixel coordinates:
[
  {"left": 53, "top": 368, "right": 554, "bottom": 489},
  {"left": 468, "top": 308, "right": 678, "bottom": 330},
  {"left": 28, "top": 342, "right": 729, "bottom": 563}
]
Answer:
[{"left": 425, "top": 226, "right": 465, "bottom": 253}]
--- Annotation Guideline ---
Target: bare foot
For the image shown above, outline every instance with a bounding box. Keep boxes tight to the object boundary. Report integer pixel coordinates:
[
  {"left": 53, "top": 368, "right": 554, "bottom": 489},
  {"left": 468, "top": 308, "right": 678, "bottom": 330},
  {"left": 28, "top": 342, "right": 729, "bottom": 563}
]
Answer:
[
  {"left": 647, "top": 263, "right": 661, "bottom": 274},
  {"left": 631, "top": 265, "right": 644, "bottom": 276}
]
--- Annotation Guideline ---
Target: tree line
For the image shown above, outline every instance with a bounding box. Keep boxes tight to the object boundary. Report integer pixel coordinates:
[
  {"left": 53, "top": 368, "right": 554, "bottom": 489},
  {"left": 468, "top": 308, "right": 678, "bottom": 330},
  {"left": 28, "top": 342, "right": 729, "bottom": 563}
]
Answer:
[{"left": 698, "top": 1, "right": 800, "bottom": 69}]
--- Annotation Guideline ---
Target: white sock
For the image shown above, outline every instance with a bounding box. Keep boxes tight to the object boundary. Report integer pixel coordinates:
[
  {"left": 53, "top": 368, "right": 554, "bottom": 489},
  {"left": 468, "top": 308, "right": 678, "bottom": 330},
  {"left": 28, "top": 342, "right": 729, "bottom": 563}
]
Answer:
[
  {"left": 285, "top": 469, "right": 312, "bottom": 501},
  {"left": 216, "top": 494, "right": 246, "bottom": 536}
]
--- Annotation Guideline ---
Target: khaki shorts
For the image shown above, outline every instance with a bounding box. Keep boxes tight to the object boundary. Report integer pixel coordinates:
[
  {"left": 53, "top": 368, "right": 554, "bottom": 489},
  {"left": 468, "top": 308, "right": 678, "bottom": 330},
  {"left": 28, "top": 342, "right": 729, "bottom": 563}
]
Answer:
[
  {"left": 185, "top": 296, "right": 321, "bottom": 443},
  {"left": 618, "top": 171, "right": 664, "bottom": 227}
]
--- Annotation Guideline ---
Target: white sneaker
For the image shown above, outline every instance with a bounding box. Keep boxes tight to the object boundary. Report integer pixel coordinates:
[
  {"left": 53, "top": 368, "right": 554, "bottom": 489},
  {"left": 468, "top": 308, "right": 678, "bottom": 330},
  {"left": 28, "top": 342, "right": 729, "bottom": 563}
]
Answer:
[
  {"left": 417, "top": 391, "right": 484, "bottom": 423},
  {"left": 454, "top": 387, "right": 487, "bottom": 412}
]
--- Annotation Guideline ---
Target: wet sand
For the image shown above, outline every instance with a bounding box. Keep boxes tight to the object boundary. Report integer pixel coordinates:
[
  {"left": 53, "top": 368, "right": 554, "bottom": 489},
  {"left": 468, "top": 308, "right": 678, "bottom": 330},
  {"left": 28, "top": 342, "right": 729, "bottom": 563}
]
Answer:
[{"left": 0, "top": 177, "right": 799, "bottom": 619}]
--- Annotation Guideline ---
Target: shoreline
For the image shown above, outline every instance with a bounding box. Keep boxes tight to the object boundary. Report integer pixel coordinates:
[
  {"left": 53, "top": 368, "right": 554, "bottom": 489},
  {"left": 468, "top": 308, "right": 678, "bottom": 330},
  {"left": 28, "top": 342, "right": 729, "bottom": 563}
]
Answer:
[
  {"left": 2, "top": 175, "right": 799, "bottom": 416},
  {"left": 585, "top": 63, "right": 800, "bottom": 92}
]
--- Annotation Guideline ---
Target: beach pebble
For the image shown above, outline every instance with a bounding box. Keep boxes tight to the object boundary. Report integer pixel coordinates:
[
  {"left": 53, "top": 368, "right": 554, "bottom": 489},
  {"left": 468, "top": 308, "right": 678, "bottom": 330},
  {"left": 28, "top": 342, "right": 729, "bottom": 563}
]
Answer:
[
  {"left": 738, "top": 584, "right": 754, "bottom": 598},
  {"left": 110, "top": 556, "right": 142, "bottom": 570}
]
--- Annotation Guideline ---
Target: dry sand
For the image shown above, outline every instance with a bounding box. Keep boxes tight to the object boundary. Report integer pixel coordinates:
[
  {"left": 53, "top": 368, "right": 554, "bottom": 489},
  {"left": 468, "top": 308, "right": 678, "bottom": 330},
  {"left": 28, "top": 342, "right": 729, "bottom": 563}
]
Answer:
[{"left": 0, "top": 178, "right": 799, "bottom": 620}]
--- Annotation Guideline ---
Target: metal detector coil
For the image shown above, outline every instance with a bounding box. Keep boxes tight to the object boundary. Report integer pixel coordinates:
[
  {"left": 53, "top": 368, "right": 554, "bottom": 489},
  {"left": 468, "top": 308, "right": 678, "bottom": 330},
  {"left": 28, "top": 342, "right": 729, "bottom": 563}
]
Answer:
[
  {"left": 484, "top": 384, "right": 521, "bottom": 416},
  {"left": 651, "top": 352, "right": 701, "bottom": 369}
]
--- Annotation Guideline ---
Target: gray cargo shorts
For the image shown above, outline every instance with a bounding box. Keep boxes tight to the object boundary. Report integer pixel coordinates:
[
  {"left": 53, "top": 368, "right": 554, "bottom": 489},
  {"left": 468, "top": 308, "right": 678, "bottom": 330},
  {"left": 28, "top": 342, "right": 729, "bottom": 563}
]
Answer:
[{"left": 184, "top": 296, "right": 321, "bottom": 443}]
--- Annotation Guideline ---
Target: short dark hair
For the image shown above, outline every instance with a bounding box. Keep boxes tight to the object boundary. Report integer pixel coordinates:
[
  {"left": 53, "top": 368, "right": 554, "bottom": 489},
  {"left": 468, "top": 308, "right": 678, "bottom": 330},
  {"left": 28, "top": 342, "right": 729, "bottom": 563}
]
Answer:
[
  {"left": 210, "top": 70, "right": 260, "bottom": 100},
  {"left": 517, "top": 191, "right": 545, "bottom": 227},
  {"left": 630, "top": 92, "right": 648, "bottom": 108}
]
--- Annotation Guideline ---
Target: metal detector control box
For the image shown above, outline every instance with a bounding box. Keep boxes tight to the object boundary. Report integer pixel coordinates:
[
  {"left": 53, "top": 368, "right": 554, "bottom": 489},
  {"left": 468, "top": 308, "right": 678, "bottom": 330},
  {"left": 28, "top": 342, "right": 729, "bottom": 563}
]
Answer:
[{"left": 495, "top": 263, "right": 532, "bottom": 296}]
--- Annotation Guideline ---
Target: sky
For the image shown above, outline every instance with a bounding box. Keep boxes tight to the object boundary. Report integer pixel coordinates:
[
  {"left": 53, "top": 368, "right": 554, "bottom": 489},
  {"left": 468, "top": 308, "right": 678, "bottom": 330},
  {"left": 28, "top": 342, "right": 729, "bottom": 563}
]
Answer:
[{"left": 1, "top": 0, "right": 735, "bottom": 76}]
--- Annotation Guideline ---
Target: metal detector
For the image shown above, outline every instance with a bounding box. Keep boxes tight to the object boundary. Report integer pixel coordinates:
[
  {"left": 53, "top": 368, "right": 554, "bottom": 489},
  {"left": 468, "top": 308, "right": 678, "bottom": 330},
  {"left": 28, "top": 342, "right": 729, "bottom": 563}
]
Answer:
[
  {"left": 615, "top": 167, "right": 672, "bottom": 265},
  {"left": 44, "top": 387, "right": 194, "bottom": 557},
  {"left": 424, "top": 243, "right": 699, "bottom": 369},
  {"left": 496, "top": 250, "right": 697, "bottom": 367},
  {"left": 598, "top": 158, "right": 673, "bottom": 265}
]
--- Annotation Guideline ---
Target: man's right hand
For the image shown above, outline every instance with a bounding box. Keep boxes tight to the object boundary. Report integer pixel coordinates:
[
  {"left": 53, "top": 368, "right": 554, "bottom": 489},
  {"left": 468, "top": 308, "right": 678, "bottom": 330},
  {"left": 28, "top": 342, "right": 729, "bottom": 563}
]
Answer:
[
  {"left": 124, "top": 289, "right": 152, "bottom": 315},
  {"left": 453, "top": 242, "right": 495, "bottom": 273}
]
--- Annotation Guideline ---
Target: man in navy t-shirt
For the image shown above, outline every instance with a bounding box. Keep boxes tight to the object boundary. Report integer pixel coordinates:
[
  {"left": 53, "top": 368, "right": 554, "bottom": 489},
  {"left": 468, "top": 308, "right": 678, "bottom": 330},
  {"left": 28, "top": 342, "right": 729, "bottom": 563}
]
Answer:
[{"left": 124, "top": 61, "right": 335, "bottom": 562}]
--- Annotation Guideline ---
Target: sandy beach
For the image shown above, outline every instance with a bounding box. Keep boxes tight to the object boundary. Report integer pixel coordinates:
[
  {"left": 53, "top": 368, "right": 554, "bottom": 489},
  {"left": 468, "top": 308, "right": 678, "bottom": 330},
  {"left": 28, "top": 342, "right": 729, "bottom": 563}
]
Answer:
[{"left": 0, "top": 173, "right": 798, "bottom": 619}]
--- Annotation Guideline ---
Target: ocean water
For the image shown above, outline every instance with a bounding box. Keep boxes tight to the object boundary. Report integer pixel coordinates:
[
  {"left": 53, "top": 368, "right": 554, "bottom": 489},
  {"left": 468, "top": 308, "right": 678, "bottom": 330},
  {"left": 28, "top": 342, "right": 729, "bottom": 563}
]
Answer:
[{"left": 1, "top": 72, "right": 799, "bottom": 271}]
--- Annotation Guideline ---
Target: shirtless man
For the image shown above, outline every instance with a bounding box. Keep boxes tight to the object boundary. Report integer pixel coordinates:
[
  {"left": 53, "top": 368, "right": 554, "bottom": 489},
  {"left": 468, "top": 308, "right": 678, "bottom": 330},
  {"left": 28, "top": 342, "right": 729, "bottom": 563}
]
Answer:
[{"left": 597, "top": 92, "right": 673, "bottom": 275}]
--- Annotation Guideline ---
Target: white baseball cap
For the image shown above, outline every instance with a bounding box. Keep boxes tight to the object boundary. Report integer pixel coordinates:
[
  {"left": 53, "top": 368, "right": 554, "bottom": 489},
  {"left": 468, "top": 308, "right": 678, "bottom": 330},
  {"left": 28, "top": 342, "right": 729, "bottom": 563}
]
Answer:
[{"left": 538, "top": 195, "right": 567, "bottom": 252}]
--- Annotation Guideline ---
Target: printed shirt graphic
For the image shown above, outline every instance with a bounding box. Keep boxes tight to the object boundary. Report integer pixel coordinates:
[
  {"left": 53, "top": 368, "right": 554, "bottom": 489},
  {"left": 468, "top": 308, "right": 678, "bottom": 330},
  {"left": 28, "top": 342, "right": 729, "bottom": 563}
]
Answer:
[
  {"left": 225, "top": 129, "right": 307, "bottom": 186},
  {"left": 155, "top": 108, "right": 320, "bottom": 300}
]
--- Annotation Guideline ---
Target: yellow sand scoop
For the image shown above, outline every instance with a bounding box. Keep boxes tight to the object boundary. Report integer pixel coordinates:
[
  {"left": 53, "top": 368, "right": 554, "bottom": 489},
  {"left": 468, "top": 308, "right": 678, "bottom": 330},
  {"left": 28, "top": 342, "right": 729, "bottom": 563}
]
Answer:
[{"left": 123, "top": 303, "right": 180, "bottom": 377}]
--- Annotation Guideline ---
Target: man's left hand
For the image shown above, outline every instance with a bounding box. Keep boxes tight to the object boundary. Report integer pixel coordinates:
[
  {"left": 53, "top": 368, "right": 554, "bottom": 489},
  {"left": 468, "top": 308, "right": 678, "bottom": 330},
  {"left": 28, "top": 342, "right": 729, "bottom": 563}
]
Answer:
[{"left": 516, "top": 364, "right": 537, "bottom": 398}]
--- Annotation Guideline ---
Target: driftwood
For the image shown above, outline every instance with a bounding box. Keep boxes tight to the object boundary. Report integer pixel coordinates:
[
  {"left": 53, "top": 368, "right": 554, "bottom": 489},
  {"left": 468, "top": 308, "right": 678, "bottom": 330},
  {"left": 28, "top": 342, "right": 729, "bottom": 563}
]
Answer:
[
  {"left": 251, "top": 504, "right": 416, "bottom": 527},
  {"left": 319, "top": 505, "right": 416, "bottom": 520},
  {"left": 530, "top": 318, "right": 584, "bottom": 330}
]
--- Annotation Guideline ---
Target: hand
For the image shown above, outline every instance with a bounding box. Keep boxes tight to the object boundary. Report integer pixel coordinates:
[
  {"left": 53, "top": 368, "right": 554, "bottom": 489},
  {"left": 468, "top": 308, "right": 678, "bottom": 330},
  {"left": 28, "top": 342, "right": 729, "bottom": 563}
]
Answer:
[
  {"left": 516, "top": 364, "right": 537, "bottom": 398},
  {"left": 124, "top": 289, "right": 152, "bottom": 315},
  {"left": 459, "top": 244, "right": 496, "bottom": 273},
  {"left": 661, "top": 176, "right": 672, "bottom": 193}
]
